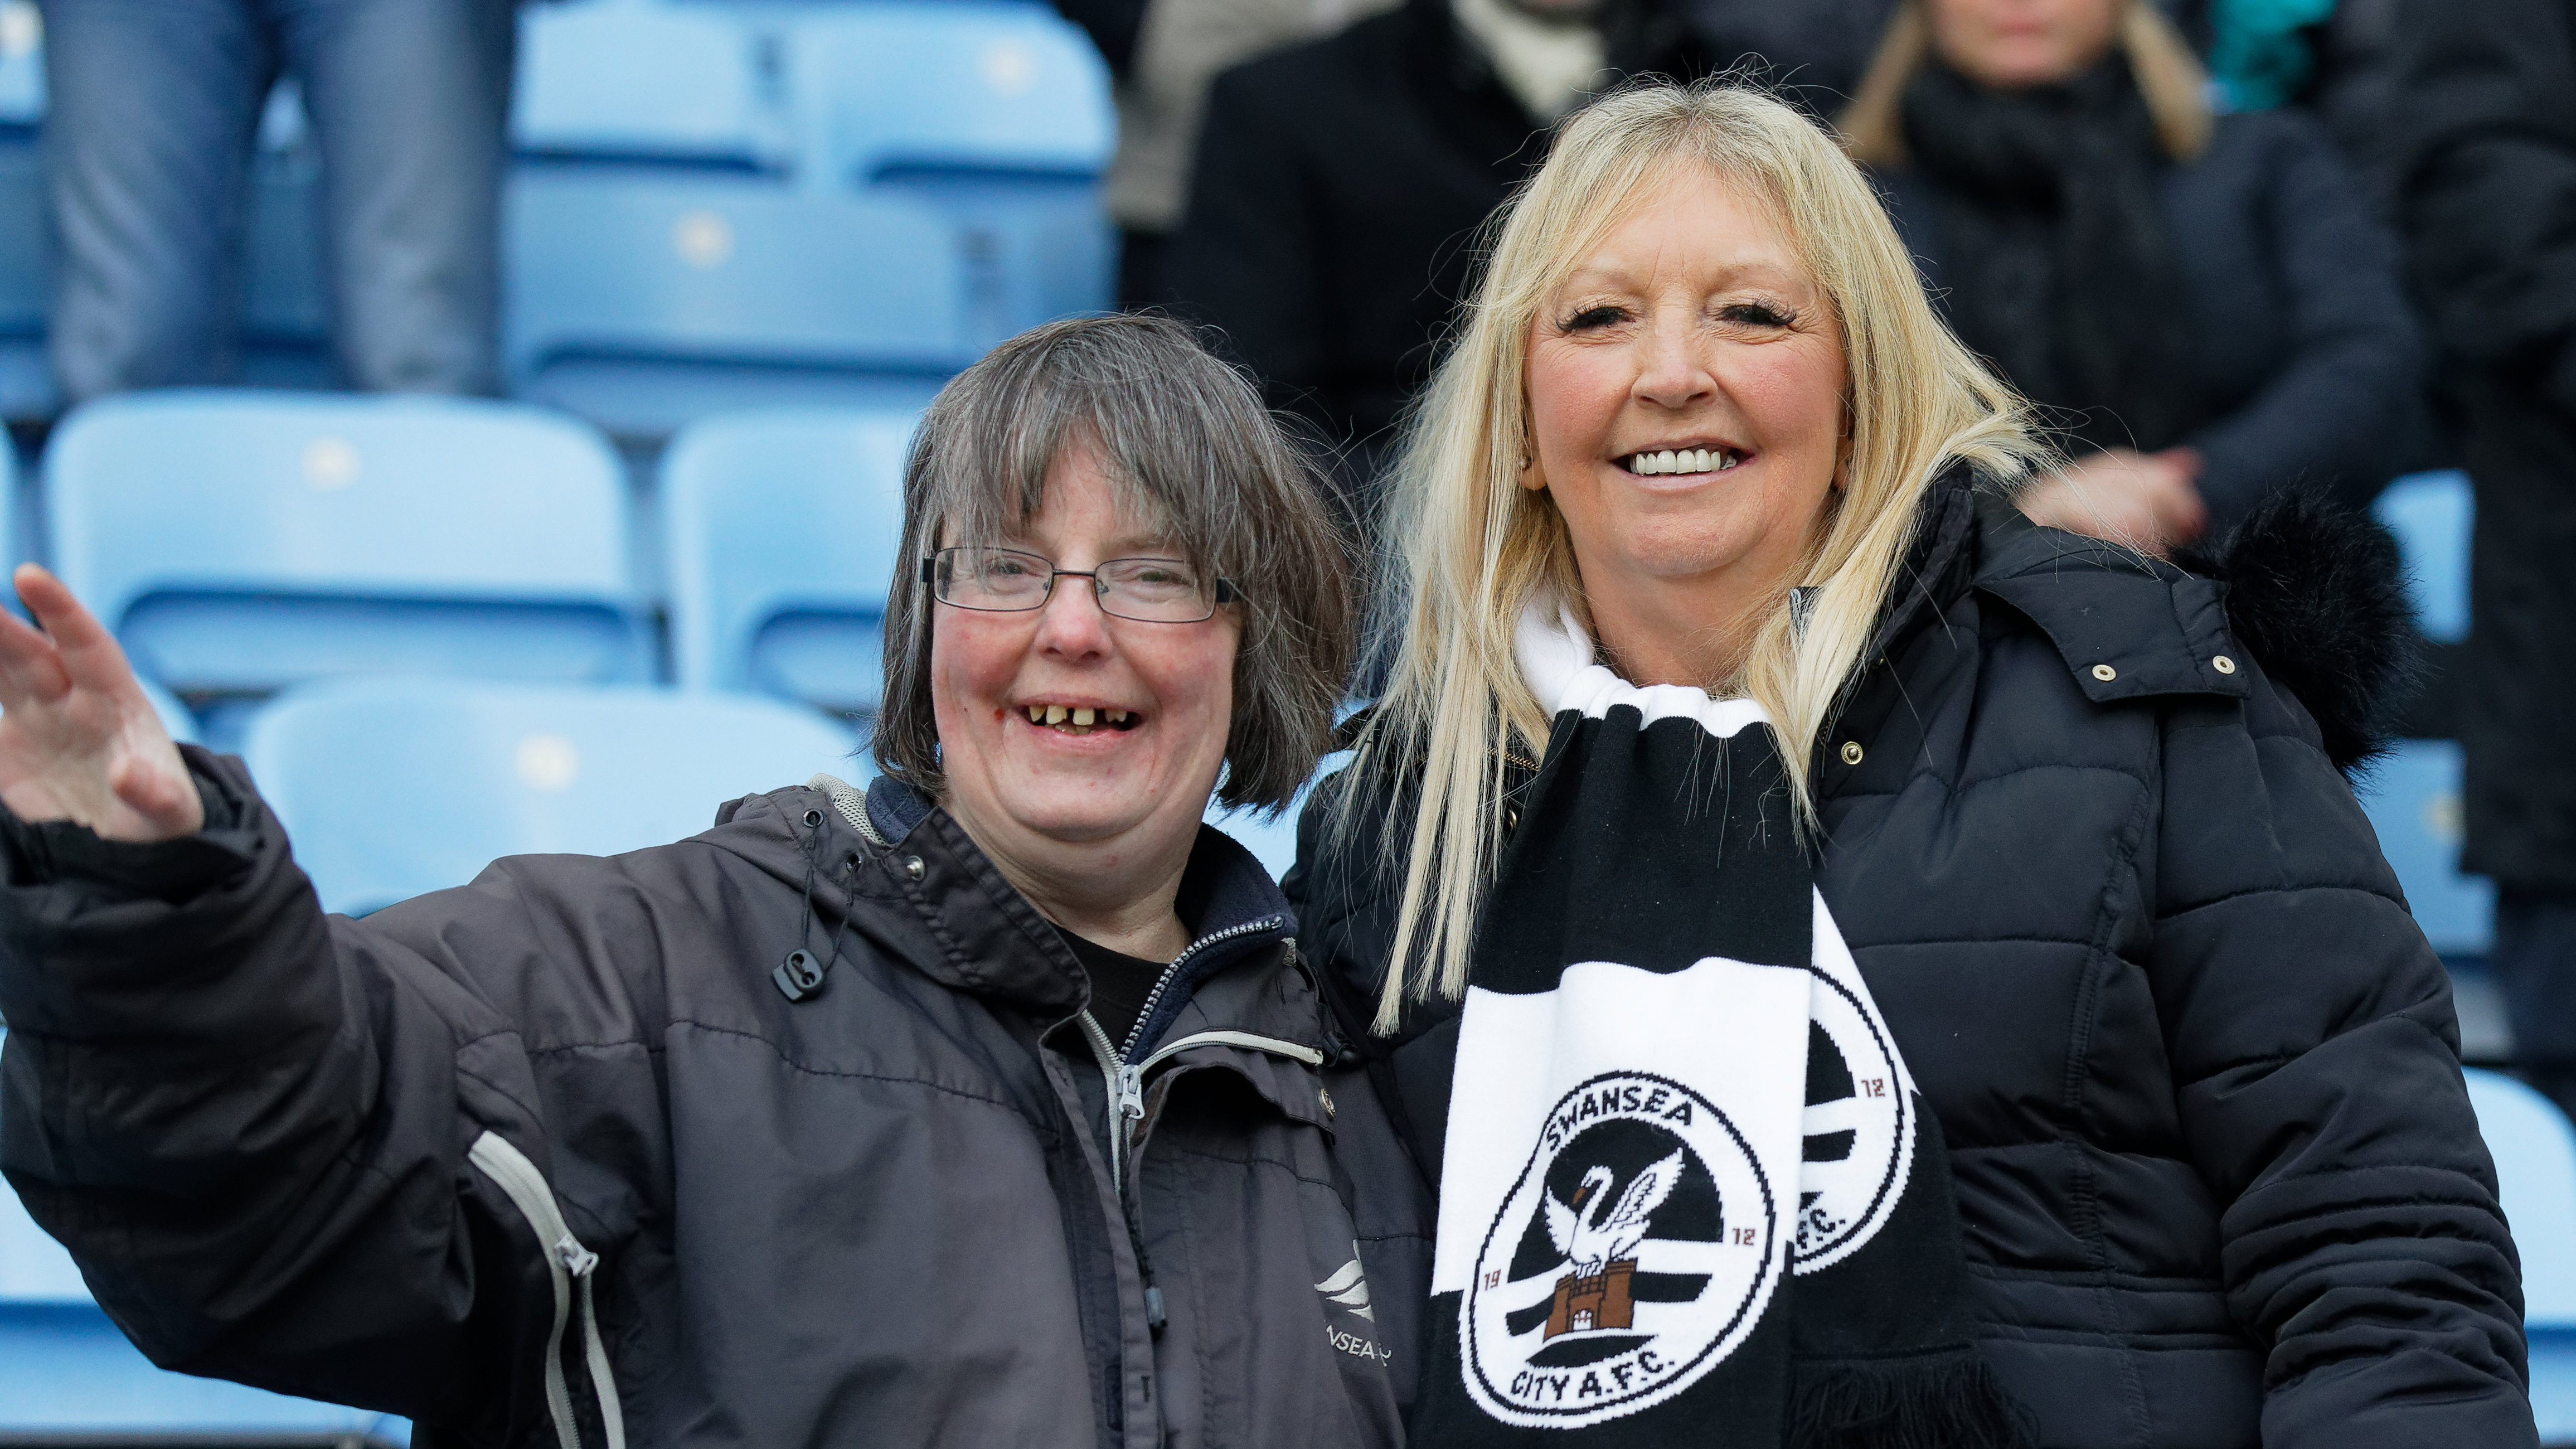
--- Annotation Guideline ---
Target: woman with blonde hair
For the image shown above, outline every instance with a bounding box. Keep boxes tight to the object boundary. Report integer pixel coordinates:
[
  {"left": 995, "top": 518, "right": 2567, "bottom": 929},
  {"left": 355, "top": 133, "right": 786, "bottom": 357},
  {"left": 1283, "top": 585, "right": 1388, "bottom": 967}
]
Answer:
[{"left": 1287, "top": 80, "right": 2533, "bottom": 1446}]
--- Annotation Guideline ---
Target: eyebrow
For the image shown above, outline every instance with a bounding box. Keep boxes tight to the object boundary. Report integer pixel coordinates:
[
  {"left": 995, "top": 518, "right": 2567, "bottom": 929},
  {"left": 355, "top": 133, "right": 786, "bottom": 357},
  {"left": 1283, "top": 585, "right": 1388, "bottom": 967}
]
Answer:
[{"left": 1557, "top": 256, "right": 1810, "bottom": 295}]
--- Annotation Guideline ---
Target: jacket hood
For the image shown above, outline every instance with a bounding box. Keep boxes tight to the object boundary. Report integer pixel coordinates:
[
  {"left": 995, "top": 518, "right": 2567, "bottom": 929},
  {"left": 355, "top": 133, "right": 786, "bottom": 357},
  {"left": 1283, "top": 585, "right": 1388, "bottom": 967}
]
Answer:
[{"left": 1886, "top": 466, "right": 2419, "bottom": 778}]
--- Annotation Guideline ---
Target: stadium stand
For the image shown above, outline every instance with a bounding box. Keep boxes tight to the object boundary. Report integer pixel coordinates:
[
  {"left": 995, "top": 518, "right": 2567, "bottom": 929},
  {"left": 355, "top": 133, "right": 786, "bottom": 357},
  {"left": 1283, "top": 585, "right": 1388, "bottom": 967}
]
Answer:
[
  {"left": 45, "top": 391, "right": 652, "bottom": 745},
  {"left": 241, "top": 676, "right": 862, "bottom": 915},
  {"left": 515, "top": 0, "right": 792, "bottom": 175},
  {"left": 790, "top": 2, "right": 1115, "bottom": 345},
  {"left": 2376, "top": 468, "right": 2474, "bottom": 644},
  {"left": 2465, "top": 1069, "right": 2576, "bottom": 1441},
  {"left": 663, "top": 405, "right": 914, "bottom": 710}
]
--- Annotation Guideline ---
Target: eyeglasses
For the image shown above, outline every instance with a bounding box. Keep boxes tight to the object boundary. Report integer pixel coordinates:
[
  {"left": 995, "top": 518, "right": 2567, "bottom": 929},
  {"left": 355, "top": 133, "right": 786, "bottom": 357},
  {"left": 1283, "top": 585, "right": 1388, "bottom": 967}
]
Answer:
[{"left": 921, "top": 546, "right": 1239, "bottom": 624}]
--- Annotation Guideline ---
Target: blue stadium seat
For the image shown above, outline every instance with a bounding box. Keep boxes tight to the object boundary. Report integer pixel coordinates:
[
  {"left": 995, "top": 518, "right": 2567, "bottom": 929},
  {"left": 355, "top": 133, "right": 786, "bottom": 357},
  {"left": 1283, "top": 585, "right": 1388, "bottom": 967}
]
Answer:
[
  {"left": 788, "top": 3, "right": 1114, "bottom": 337},
  {"left": 515, "top": 0, "right": 788, "bottom": 173},
  {"left": 0, "top": 1, "right": 44, "bottom": 421},
  {"left": 241, "top": 677, "right": 864, "bottom": 915},
  {"left": 0, "top": 1, "right": 40, "bottom": 131},
  {"left": 2361, "top": 738, "right": 2495, "bottom": 957},
  {"left": 2374, "top": 469, "right": 2472, "bottom": 644},
  {"left": 507, "top": 174, "right": 967, "bottom": 437},
  {"left": 663, "top": 407, "right": 916, "bottom": 710},
  {"left": 45, "top": 392, "right": 651, "bottom": 732},
  {"left": 0, "top": 1026, "right": 411, "bottom": 1445},
  {"left": 2463, "top": 1069, "right": 2576, "bottom": 1440}
]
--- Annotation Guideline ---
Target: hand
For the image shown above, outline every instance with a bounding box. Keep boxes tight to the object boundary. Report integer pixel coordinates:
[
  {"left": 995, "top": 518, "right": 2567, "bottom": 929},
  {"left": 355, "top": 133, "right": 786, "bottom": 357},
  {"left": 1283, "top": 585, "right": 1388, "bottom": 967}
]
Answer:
[
  {"left": 2017, "top": 447, "right": 2209, "bottom": 557},
  {"left": 0, "top": 565, "right": 203, "bottom": 841}
]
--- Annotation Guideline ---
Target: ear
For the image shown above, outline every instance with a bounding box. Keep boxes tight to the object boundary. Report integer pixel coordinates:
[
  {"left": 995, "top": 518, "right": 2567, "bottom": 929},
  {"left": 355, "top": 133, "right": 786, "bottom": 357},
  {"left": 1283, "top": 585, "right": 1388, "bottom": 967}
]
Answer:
[{"left": 1517, "top": 453, "right": 1548, "bottom": 492}]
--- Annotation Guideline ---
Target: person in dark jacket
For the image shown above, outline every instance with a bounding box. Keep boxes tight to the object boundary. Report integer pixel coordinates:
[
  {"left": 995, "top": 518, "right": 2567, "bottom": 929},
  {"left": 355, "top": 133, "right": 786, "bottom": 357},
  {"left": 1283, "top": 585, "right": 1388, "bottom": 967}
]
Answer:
[
  {"left": 1835, "top": 0, "right": 2426, "bottom": 553},
  {"left": 0, "top": 315, "right": 1432, "bottom": 1447},
  {"left": 2382, "top": 0, "right": 2576, "bottom": 1120},
  {"left": 1288, "top": 81, "right": 2532, "bottom": 1446},
  {"left": 1162, "top": 0, "right": 1710, "bottom": 521}
]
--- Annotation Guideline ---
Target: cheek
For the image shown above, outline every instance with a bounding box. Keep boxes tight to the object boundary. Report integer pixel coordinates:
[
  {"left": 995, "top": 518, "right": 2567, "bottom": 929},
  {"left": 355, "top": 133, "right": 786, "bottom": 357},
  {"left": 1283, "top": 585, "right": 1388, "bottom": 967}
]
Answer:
[
  {"left": 1527, "top": 343, "right": 1627, "bottom": 456},
  {"left": 1730, "top": 348, "right": 1845, "bottom": 455}
]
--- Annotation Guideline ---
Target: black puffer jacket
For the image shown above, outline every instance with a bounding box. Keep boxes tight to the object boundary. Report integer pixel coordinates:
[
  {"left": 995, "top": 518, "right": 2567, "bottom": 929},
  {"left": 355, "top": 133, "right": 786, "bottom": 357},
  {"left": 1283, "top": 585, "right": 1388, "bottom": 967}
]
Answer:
[
  {"left": 1287, "top": 472, "right": 2533, "bottom": 1448},
  {"left": 0, "top": 765, "right": 1433, "bottom": 1448}
]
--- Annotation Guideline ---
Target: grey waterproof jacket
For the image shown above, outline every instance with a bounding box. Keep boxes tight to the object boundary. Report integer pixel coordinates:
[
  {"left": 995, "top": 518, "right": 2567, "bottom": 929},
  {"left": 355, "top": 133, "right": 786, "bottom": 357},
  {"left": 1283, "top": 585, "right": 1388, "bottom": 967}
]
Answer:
[{"left": 0, "top": 757, "right": 1432, "bottom": 1448}]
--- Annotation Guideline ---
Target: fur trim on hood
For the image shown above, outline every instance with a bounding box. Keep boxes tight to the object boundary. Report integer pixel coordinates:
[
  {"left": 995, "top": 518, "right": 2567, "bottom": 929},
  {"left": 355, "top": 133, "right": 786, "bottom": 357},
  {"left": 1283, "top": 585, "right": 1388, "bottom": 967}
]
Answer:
[{"left": 2176, "top": 488, "right": 2424, "bottom": 777}]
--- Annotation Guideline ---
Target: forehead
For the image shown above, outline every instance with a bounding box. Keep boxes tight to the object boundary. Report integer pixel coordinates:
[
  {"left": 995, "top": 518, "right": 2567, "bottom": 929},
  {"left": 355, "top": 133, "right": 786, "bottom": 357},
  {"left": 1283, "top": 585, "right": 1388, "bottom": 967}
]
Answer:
[
  {"left": 979, "top": 440, "right": 1184, "bottom": 551},
  {"left": 1554, "top": 161, "right": 1812, "bottom": 297}
]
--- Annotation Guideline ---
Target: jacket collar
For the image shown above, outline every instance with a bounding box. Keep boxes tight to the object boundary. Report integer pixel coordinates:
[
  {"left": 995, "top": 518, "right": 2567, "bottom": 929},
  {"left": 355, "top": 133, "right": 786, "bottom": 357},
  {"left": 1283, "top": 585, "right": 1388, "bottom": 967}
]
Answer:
[
  {"left": 1870, "top": 463, "right": 2250, "bottom": 705},
  {"left": 858, "top": 778, "right": 1304, "bottom": 1050}
]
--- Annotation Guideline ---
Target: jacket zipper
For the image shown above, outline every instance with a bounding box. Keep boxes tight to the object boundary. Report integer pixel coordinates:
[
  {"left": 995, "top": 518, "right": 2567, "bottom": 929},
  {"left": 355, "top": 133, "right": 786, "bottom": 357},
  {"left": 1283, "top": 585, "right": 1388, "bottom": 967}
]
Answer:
[
  {"left": 1115, "top": 915, "right": 1287, "bottom": 1060},
  {"left": 468, "top": 1131, "right": 628, "bottom": 1449}
]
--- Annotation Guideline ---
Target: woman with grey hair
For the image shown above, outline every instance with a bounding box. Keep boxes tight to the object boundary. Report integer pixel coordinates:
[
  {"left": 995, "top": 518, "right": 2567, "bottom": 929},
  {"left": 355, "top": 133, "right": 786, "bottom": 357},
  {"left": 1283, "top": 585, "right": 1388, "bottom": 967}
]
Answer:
[{"left": 0, "top": 314, "right": 1430, "bottom": 1448}]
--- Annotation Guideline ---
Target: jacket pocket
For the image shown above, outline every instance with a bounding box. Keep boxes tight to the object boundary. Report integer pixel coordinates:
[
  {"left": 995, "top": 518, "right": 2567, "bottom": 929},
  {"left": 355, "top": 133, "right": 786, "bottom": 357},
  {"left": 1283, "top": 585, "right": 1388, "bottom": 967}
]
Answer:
[{"left": 467, "top": 1131, "right": 627, "bottom": 1449}]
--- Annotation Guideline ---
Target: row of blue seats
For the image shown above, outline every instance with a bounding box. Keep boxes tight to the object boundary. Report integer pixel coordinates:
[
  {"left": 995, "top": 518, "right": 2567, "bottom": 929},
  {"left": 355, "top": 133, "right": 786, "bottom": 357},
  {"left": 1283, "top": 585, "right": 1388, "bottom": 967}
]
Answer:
[{"left": 0, "top": 0, "right": 1116, "bottom": 433}]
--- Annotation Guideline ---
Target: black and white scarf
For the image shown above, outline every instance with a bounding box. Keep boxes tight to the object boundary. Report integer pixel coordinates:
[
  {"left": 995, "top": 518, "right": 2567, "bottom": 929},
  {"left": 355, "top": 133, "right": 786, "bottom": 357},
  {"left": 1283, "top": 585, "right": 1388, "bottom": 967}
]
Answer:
[{"left": 1413, "top": 601, "right": 2030, "bottom": 1447}]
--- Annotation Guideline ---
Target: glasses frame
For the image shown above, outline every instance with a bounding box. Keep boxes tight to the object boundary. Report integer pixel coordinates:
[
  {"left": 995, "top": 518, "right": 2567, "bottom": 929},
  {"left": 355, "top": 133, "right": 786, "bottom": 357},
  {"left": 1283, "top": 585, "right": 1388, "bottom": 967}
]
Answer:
[{"left": 920, "top": 546, "right": 1240, "bottom": 624}]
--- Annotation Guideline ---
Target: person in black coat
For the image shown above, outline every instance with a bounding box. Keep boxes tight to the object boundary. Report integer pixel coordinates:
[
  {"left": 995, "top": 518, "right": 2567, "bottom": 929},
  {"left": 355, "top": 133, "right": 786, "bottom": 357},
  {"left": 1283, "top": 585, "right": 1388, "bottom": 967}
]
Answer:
[
  {"left": 1837, "top": 0, "right": 2427, "bottom": 553},
  {"left": 1289, "top": 80, "right": 2531, "bottom": 1446},
  {"left": 2384, "top": 0, "right": 2576, "bottom": 1118},
  {"left": 1162, "top": 0, "right": 1708, "bottom": 520}
]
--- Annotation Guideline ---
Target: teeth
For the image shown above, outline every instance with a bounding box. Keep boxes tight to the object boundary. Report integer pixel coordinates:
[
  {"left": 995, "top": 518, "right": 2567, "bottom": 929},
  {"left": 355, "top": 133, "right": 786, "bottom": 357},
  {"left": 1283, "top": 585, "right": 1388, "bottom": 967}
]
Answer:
[
  {"left": 1045, "top": 704, "right": 1067, "bottom": 725},
  {"left": 1695, "top": 448, "right": 1712, "bottom": 472},
  {"left": 1073, "top": 707, "right": 1095, "bottom": 726},
  {"left": 1026, "top": 705, "right": 1044, "bottom": 723},
  {"left": 1718, "top": 451, "right": 1737, "bottom": 470},
  {"left": 1107, "top": 709, "right": 1128, "bottom": 724}
]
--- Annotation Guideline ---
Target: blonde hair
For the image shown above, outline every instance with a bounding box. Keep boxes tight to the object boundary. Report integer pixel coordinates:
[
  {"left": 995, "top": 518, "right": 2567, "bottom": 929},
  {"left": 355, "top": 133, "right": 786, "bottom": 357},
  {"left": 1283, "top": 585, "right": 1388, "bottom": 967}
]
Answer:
[
  {"left": 1347, "top": 80, "right": 2046, "bottom": 1032},
  {"left": 1838, "top": 0, "right": 2213, "bottom": 168}
]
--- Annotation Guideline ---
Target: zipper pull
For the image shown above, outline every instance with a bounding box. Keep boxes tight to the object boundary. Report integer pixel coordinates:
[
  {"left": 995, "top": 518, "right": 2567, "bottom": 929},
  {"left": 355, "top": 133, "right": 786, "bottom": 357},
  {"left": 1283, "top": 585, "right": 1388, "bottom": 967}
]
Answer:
[
  {"left": 554, "top": 1234, "right": 599, "bottom": 1278},
  {"left": 1116, "top": 1064, "right": 1144, "bottom": 1126}
]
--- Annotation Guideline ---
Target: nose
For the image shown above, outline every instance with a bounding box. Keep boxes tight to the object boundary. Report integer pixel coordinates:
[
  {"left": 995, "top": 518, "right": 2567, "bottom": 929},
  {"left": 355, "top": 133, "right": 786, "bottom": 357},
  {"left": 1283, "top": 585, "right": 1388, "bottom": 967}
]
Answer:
[
  {"left": 1030, "top": 573, "right": 1114, "bottom": 660},
  {"left": 1631, "top": 308, "right": 1715, "bottom": 411}
]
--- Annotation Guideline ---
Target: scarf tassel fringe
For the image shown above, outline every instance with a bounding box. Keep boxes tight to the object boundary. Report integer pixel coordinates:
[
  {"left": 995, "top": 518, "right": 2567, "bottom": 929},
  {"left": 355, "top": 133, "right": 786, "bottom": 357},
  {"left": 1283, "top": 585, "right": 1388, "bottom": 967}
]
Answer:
[{"left": 1790, "top": 1350, "right": 2038, "bottom": 1449}]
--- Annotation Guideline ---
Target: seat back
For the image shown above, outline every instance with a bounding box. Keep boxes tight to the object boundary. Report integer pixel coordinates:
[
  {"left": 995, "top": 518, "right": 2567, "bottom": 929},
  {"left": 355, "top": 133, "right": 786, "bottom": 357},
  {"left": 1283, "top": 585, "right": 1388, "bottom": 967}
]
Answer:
[
  {"left": 515, "top": 0, "right": 787, "bottom": 172},
  {"left": 786, "top": 3, "right": 1114, "bottom": 334},
  {"left": 46, "top": 391, "right": 648, "bottom": 697},
  {"left": 0, "top": 1, "right": 38, "bottom": 132},
  {"left": 2359, "top": 739, "right": 2496, "bottom": 956},
  {"left": 663, "top": 408, "right": 915, "bottom": 710},
  {"left": 2464, "top": 1069, "right": 2576, "bottom": 1327},
  {"left": 789, "top": 3, "right": 1111, "bottom": 192},
  {"left": 2374, "top": 469, "right": 2472, "bottom": 644},
  {"left": 506, "top": 176, "right": 967, "bottom": 435},
  {"left": 0, "top": 10, "right": 43, "bottom": 421},
  {"left": 242, "top": 678, "right": 863, "bottom": 915}
]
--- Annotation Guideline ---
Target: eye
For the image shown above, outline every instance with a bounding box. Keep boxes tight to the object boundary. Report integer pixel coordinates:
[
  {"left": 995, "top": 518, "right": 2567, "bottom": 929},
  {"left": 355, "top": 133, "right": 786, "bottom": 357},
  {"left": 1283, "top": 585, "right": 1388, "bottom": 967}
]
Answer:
[
  {"left": 1717, "top": 301, "right": 1796, "bottom": 328},
  {"left": 1561, "top": 304, "right": 1628, "bottom": 332}
]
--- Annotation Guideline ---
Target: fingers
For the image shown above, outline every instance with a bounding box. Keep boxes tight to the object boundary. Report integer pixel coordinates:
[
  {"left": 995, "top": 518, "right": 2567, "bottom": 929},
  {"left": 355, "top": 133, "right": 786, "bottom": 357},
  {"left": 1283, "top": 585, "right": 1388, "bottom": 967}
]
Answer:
[
  {"left": 14, "top": 564, "right": 137, "bottom": 696},
  {"left": 0, "top": 588, "right": 70, "bottom": 712},
  {"left": 108, "top": 749, "right": 205, "bottom": 842}
]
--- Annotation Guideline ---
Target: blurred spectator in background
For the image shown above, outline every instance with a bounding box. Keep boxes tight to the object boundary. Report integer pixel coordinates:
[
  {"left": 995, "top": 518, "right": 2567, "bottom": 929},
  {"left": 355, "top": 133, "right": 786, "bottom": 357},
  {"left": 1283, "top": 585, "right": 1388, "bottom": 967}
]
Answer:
[
  {"left": 1056, "top": 0, "right": 1400, "bottom": 306},
  {"left": 1163, "top": 0, "right": 1710, "bottom": 525},
  {"left": 1841, "top": 0, "right": 2424, "bottom": 554},
  {"left": 39, "top": 0, "right": 515, "bottom": 405},
  {"left": 2386, "top": 0, "right": 2576, "bottom": 1119}
]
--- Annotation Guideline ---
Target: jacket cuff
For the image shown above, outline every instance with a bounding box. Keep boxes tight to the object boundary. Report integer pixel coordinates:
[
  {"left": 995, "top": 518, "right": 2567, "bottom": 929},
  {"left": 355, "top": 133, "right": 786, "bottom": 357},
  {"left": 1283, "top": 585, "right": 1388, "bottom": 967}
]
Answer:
[{"left": 0, "top": 746, "right": 260, "bottom": 900}]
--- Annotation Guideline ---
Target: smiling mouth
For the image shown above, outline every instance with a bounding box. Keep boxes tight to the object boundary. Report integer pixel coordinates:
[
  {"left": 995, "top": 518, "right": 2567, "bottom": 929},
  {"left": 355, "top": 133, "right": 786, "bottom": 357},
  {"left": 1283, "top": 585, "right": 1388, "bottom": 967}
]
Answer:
[
  {"left": 1021, "top": 703, "right": 1142, "bottom": 736},
  {"left": 1620, "top": 447, "right": 1743, "bottom": 477}
]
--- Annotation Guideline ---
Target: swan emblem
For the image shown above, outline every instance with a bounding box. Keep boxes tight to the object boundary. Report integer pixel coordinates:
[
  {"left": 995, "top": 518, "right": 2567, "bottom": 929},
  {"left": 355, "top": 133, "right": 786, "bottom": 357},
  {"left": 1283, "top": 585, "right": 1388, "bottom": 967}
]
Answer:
[{"left": 1542, "top": 1149, "right": 1685, "bottom": 1279}]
